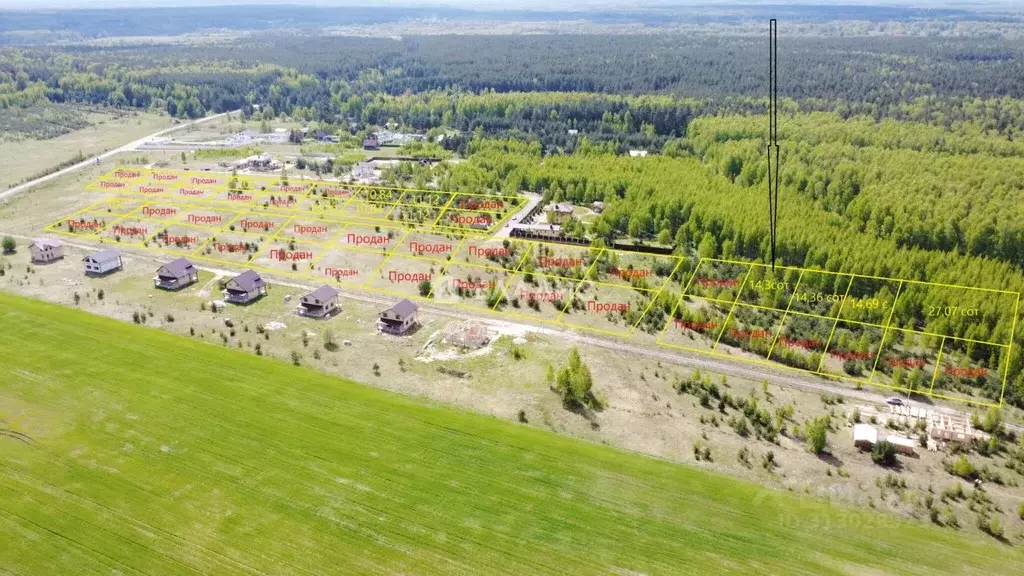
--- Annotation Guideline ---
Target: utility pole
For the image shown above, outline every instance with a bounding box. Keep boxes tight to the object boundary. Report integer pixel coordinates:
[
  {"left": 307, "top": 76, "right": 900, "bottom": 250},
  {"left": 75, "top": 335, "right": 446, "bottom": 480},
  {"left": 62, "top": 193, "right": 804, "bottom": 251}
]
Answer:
[{"left": 767, "top": 18, "right": 779, "bottom": 271}]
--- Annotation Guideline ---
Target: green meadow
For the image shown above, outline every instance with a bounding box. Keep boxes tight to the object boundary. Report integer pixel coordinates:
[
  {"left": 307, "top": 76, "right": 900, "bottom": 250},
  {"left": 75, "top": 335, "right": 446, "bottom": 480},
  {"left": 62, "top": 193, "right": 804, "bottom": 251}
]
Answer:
[{"left": 0, "top": 292, "right": 1019, "bottom": 575}]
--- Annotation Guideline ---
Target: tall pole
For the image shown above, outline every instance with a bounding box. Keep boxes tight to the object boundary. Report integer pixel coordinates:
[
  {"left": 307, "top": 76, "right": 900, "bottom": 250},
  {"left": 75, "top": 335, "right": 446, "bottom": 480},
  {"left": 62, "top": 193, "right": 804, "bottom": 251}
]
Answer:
[{"left": 767, "top": 19, "right": 779, "bottom": 271}]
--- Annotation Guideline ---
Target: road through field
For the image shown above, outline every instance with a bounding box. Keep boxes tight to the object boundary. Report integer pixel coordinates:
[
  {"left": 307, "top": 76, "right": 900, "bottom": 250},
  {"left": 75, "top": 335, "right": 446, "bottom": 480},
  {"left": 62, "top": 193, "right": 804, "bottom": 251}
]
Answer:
[
  {"left": 0, "top": 110, "right": 238, "bottom": 203},
  {"left": 2, "top": 231, "right": 1004, "bottom": 433}
]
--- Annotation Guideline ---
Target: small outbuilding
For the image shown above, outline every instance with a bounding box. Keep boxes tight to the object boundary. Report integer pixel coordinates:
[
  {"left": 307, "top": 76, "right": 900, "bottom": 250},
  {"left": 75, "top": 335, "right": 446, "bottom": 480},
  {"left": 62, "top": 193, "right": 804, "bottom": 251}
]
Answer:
[
  {"left": 223, "top": 270, "right": 267, "bottom": 304},
  {"left": 83, "top": 249, "right": 123, "bottom": 275},
  {"left": 379, "top": 298, "right": 419, "bottom": 335},
  {"left": 29, "top": 239, "right": 64, "bottom": 264},
  {"left": 853, "top": 424, "right": 878, "bottom": 450},
  {"left": 154, "top": 257, "right": 199, "bottom": 290},
  {"left": 298, "top": 285, "right": 340, "bottom": 318},
  {"left": 362, "top": 135, "right": 380, "bottom": 150},
  {"left": 591, "top": 201, "right": 605, "bottom": 213}
]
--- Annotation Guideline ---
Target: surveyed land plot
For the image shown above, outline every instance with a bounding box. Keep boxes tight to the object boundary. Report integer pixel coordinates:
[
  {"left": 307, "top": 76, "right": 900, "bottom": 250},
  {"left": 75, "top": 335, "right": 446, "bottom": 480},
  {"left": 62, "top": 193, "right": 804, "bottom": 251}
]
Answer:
[
  {"left": 658, "top": 258, "right": 1021, "bottom": 408},
  {"left": 82, "top": 168, "right": 518, "bottom": 236},
  {"left": 46, "top": 178, "right": 1020, "bottom": 408}
]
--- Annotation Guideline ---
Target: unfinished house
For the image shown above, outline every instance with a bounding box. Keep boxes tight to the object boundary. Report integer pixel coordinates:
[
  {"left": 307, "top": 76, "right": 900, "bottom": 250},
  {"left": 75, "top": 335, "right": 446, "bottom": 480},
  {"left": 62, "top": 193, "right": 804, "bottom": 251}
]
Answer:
[
  {"left": 29, "top": 239, "right": 64, "bottom": 264},
  {"left": 223, "top": 270, "right": 267, "bottom": 304},
  {"left": 82, "top": 249, "right": 123, "bottom": 275},
  {"left": 154, "top": 257, "right": 199, "bottom": 290},
  {"left": 379, "top": 299, "right": 419, "bottom": 335},
  {"left": 298, "top": 285, "right": 340, "bottom": 318}
]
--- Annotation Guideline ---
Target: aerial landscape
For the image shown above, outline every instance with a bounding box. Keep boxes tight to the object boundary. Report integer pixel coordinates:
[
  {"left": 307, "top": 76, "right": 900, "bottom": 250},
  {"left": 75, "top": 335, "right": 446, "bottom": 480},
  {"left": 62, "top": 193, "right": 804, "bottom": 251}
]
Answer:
[{"left": 3, "top": 1, "right": 1024, "bottom": 574}]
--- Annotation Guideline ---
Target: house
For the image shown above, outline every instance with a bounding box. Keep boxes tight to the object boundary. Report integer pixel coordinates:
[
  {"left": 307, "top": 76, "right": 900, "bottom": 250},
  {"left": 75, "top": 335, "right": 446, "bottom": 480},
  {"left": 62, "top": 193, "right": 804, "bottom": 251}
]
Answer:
[
  {"left": 545, "top": 203, "right": 575, "bottom": 224},
  {"left": 362, "top": 135, "right": 380, "bottom": 150},
  {"left": 236, "top": 153, "right": 278, "bottom": 170},
  {"left": 591, "top": 201, "right": 605, "bottom": 213},
  {"left": 628, "top": 150, "right": 649, "bottom": 158},
  {"left": 223, "top": 270, "right": 267, "bottom": 304},
  {"left": 298, "top": 285, "right": 340, "bottom": 318},
  {"left": 29, "top": 239, "right": 64, "bottom": 263},
  {"left": 853, "top": 424, "right": 878, "bottom": 450},
  {"left": 83, "top": 249, "right": 123, "bottom": 275},
  {"left": 379, "top": 298, "right": 419, "bottom": 335},
  {"left": 154, "top": 257, "right": 199, "bottom": 290}
]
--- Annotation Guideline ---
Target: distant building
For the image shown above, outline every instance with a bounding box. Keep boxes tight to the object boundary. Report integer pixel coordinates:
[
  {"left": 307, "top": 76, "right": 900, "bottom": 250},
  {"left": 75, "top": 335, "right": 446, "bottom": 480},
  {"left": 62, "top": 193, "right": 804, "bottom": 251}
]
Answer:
[
  {"left": 628, "top": 150, "right": 649, "bottom": 157},
  {"left": 362, "top": 135, "right": 380, "bottom": 150},
  {"left": 852, "top": 423, "right": 917, "bottom": 457},
  {"left": 223, "top": 270, "right": 267, "bottom": 304},
  {"left": 154, "top": 257, "right": 198, "bottom": 290},
  {"left": 379, "top": 299, "right": 419, "bottom": 335},
  {"left": 29, "top": 239, "right": 64, "bottom": 264},
  {"left": 236, "top": 153, "right": 278, "bottom": 171},
  {"left": 591, "top": 201, "right": 605, "bottom": 213},
  {"left": 83, "top": 249, "right": 122, "bottom": 275},
  {"left": 299, "top": 285, "right": 340, "bottom": 318},
  {"left": 545, "top": 203, "right": 575, "bottom": 224}
]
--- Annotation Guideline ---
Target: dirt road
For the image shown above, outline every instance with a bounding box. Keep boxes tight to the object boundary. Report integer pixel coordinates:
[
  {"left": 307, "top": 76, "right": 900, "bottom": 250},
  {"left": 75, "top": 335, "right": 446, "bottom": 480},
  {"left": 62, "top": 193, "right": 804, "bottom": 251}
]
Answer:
[
  {"left": 0, "top": 110, "right": 238, "bottom": 203},
  {"left": 4, "top": 231, "right": 1005, "bottom": 432}
]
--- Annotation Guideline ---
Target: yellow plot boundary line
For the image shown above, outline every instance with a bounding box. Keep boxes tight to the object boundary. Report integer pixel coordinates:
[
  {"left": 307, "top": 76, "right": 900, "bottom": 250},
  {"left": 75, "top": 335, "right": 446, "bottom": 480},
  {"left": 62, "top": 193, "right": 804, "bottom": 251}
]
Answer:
[
  {"left": 362, "top": 230, "right": 412, "bottom": 290},
  {"left": 425, "top": 236, "right": 468, "bottom": 300},
  {"left": 556, "top": 248, "right": 604, "bottom": 322},
  {"left": 766, "top": 270, "right": 804, "bottom": 361},
  {"left": 628, "top": 255, "right": 686, "bottom": 336},
  {"left": 929, "top": 337, "right": 946, "bottom": 395},
  {"left": 1000, "top": 294, "right": 1021, "bottom": 405},
  {"left": 815, "top": 275, "right": 855, "bottom": 372},
  {"left": 868, "top": 280, "right": 904, "bottom": 385},
  {"left": 492, "top": 245, "right": 535, "bottom": 311},
  {"left": 712, "top": 265, "right": 755, "bottom": 351}
]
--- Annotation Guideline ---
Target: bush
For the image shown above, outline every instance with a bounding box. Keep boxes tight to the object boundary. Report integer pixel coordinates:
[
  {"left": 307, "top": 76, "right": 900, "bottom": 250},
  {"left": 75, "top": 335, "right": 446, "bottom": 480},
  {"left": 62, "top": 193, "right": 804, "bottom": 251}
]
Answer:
[
  {"left": 164, "top": 313, "right": 175, "bottom": 323},
  {"left": 290, "top": 351, "right": 301, "bottom": 366},
  {"left": 942, "top": 482, "right": 966, "bottom": 501},
  {"left": 979, "top": 514, "right": 1004, "bottom": 539},
  {"left": 806, "top": 416, "right": 830, "bottom": 454},
  {"left": 1, "top": 236, "right": 15, "bottom": 254},
  {"left": 517, "top": 410, "right": 528, "bottom": 423},
  {"left": 948, "top": 455, "right": 978, "bottom": 480},
  {"left": 97, "top": 289, "right": 105, "bottom": 300},
  {"left": 761, "top": 450, "right": 778, "bottom": 471},
  {"left": 871, "top": 440, "right": 898, "bottom": 467}
]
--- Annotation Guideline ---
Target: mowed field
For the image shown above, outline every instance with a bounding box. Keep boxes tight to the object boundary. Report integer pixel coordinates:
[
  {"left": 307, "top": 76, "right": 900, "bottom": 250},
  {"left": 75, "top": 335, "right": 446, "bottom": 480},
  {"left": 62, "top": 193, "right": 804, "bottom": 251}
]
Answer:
[
  {"left": 0, "top": 110, "right": 171, "bottom": 188},
  {"left": 0, "top": 293, "right": 1020, "bottom": 575}
]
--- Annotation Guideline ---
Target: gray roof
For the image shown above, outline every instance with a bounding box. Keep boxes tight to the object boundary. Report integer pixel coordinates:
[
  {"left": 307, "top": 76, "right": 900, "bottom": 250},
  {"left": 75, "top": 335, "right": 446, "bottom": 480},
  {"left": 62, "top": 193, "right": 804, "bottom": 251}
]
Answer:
[
  {"left": 83, "top": 248, "right": 120, "bottom": 264},
  {"left": 158, "top": 257, "right": 195, "bottom": 278},
  {"left": 228, "top": 270, "right": 264, "bottom": 292},
  {"left": 32, "top": 238, "right": 62, "bottom": 249},
  {"left": 305, "top": 284, "right": 339, "bottom": 302},
  {"left": 387, "top": 298, "right": 418, "bottom": 318}
]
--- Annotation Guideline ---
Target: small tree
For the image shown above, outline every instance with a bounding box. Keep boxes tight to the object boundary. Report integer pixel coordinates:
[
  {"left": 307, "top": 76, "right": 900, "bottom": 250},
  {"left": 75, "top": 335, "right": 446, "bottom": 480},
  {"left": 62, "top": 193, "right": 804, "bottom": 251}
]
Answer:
[
  {"left": 1, "top": 236, "right": 15, "bottom": 254},
  {"left": 418, "top": 280, "right": 432, "bottom": 297},
  {"left": 290, "top": 350, "right": 301, "bottom": 366},
  {"left": 871, "top": 440, "right": 898, "bottom": 466},
  {"left": 806, "top": 416, "right": 829, "bottom": 454}
]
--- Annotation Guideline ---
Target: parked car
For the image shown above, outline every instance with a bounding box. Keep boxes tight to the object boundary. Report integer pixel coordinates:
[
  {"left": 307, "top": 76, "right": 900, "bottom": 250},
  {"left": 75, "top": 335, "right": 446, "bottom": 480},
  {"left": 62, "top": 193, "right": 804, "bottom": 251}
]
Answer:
[{"left": 885, "top": 396, "right": 904, "bottom": 406}]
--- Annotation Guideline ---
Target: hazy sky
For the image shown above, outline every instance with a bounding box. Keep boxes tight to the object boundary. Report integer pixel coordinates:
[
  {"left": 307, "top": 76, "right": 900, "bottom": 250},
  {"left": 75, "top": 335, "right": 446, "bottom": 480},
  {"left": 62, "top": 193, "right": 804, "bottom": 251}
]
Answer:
[{"left": 0, "top": 0, "right": 1005, "bottom": 10}]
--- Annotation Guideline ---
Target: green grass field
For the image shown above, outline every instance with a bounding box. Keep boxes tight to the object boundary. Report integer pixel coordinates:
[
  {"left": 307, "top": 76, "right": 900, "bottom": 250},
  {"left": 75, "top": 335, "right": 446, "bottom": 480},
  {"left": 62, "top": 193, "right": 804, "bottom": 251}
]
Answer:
[{"left": 0, "top": 292, "right": 1019, "bottom": 575}]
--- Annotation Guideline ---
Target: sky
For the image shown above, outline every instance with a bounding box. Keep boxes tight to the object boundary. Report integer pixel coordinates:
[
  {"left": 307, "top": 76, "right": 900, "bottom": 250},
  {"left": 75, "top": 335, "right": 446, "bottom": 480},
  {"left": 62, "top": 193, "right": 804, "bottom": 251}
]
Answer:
[{"left": 0, "top": 1, "right": 1009, "bottom": 10}]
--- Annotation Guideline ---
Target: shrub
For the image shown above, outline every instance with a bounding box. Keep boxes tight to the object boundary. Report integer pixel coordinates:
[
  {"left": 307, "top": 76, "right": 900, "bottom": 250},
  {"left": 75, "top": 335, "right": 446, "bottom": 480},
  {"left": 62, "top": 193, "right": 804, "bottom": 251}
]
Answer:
[
  {"left": 871, "top": 440, "right": 898, "bottom": 467},
  {"left": 806, "top": 416, "right": 830, "bottom": 454},
  {"left": 255, "top": 343, "right": 263, "bottom": 356},
  {"left": 942, "top": 482, "right": 966, "bottom": 501},
  {"left": 948, "top": 455, "right": 978, "bottom": 480},
  {"left": 131, "top": 311, "right": 141, "bottom": 324},
  {"left": 517, "top": 410, "right": 528, "bottom": 423},
  {"left": 73, "top": 292, "right": 81, "bottom": 305},
  {"left": 761, "top": 450, "right": 778, "bottom": 471},
  {"left": 290, "top": 351, "right": 301, "bottom": 366},
  {"left": 97, "top": 289, "right": 105, "bottom": 300},
  {"left": 979, "top": 514, "right": 1004, "bottom": 539},
  {"left": 164, "top": 313, "right": 175, "bottom": 323},
  {"left": 850, "top": 407, "right": 861, "bottom": 424},
  {"left": 1, "top": 236, "right": 15, "bottom": 254},
  {"left": 737, "top": 446, "right": 752, "bottom": 468}
]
